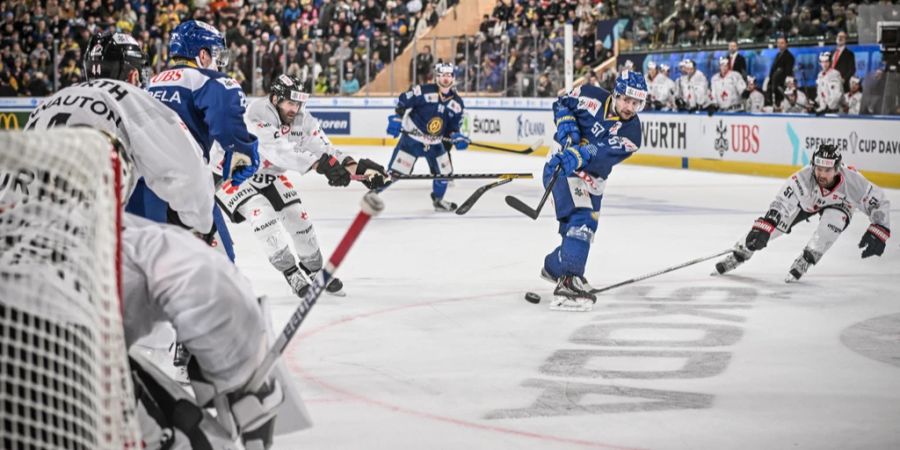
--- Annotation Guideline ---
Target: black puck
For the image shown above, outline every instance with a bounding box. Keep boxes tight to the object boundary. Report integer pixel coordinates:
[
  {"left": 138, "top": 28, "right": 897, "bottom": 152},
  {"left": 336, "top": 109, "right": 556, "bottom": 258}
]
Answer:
[{"left": 524, "top": 292, "right": 541, "bottom": 304}]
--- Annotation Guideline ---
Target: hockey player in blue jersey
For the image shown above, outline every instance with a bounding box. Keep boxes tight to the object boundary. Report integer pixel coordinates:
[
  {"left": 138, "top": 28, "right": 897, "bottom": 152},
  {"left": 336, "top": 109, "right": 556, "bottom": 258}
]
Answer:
[
  {"left": 541, "top": 71, "right": 648, "bottom": 312},
  {"left": 129, "top": 19, "right": 259, "bottom": 262},
  {"left": 386, "top": 62, "right": 469, "bottom": 211}
]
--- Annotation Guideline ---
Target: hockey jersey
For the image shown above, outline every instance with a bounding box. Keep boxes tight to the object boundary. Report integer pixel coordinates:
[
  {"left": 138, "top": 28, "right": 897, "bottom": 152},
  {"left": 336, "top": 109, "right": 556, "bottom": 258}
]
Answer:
[
  {"left": 211, "top": 97, "right": 345, "bottom": 178},
  {"left": 710, "top": 71, "right": 747, "bottom": 110},
  {"left": 648, "top": 73, "right": 677, "bottom": 110},
  {"left": 815, "top": 69, "right": 843, "bottom": 112},
  {"left": 769, "top": 165, "right": 890, "bottom": 233},
  {"left": 677, "top": 71, "right": 709, "bottom": 109},
  {"left": 146, "top": 64, "right": 257, "bottom": 161},
  {"left": 396, "top": 83, "right": 465, "bottom": 145},
  {"left": 24, "top": 79, "right": 214, "bottom": 232},
  {"left": 745, "top": 89, "right": 765, "bottom": 112},
  {"left": 842, "top": 91, "right": 862, "bottom": 115},
  {"left": 553, "top": 84, "right": 642, "bottom": 180}
]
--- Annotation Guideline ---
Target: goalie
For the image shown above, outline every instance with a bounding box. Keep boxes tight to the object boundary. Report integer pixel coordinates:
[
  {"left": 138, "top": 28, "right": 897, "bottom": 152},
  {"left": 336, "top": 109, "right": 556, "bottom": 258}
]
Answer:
[
  {"left": 713, "top": 144, "right": 890, "bottom": 282},
  {"left": 213, "top": 74, "right": 389, "bottom": 297}
]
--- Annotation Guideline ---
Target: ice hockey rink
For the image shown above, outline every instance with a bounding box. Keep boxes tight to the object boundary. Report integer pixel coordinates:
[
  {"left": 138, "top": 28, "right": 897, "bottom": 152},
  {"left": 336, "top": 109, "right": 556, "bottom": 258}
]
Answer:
[{"left": 230, "top": 146, "right": 900, "bottom": 450}]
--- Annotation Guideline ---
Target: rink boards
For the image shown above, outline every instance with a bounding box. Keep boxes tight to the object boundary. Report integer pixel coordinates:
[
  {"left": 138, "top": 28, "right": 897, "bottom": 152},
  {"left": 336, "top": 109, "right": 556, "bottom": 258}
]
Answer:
[{"left": 3, "top": 96, "right": 899, "bottom": 187}]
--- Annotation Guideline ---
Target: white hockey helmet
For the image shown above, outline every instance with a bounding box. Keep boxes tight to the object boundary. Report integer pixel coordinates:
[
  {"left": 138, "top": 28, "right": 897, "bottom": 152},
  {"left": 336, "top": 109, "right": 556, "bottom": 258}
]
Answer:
[
  {"left": 647, "top": 61, "right": 657, "bottom": 70},
  {"left": 850, "top": 75, "right": 860, "bottom": 85},
  {"left": 718, "top": 56, "right": 730, "bottom": 67},
  {"left": 819, "top": 51, "right": 832, "bottom": 64}
]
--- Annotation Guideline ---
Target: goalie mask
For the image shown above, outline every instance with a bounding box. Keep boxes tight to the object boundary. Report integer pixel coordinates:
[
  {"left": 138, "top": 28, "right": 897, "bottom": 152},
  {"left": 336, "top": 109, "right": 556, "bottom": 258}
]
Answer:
[{"left": 83, "top": 32, "right": 147, "bottom": 85}]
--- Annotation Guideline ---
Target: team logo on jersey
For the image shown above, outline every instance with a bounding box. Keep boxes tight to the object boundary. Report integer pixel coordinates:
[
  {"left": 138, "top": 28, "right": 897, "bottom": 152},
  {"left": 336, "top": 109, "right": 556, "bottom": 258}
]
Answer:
[
  {"left": 609, "top": 122, "right": 622, "bottom": 135},
  {"left": 424, "top": 93, "right": 439, "bottom": 103},
  {"left": 448, "top": 100, "right": 462, "bottom": 114},
  {"left": 281, "top": 124, "right": 291, "bottom": 135},
  {"left": 427, "top": 117, "right": 444, "bottom": 135},
  {"left": 577, "top": 97, "right": 601, "bottom": 115}
]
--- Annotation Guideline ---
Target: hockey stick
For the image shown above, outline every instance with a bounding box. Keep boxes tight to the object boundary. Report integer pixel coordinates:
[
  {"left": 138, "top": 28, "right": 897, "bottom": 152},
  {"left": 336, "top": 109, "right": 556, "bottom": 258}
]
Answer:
[
  {"left": 589, "top": 248, "right": 733, "bottom": 294},
  {"left": 390, "top": 172, "right": 533, "bottom": 180},
  {"left": 455, "top": 177, "right": 514, "bottom": 215},
  {"left": 402, "top": 130, "right": 542, "bottom": 155},
  {"left": 244, "top": 192, "right": 385, "bottom": 392},
  {"left": 504, "top": 136, "right": 571, "bottom": 220}
]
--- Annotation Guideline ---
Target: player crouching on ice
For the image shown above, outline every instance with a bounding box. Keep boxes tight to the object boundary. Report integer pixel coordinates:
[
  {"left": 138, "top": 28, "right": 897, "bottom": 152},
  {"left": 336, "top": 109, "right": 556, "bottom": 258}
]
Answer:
[
  {"left": 385, "top": 62, "right": 469, "bottom": 211},
  {"left": 213, "top": 74, "right": 389, "bottom": 297},
  {"left": 541, "top": 71, "right": 647, "bottom": 312},
  {"left": 714, "top": 143, "right": 890, "bottom": 282}
]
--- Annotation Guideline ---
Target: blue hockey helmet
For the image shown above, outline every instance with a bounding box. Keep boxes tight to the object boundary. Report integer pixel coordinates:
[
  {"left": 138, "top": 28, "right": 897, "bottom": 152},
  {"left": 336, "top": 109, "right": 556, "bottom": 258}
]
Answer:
[
  {"left": 169, "top": 20, "right": 229, "bottom": 69},
  {"left": 614, "top": 70, "right": 648, "bottom": 111}
]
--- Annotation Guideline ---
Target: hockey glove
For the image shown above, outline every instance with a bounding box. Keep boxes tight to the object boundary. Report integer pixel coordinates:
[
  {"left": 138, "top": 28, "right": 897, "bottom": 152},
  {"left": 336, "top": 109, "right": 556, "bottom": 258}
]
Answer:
[
  {"left": 352, "top": 158, "right": 389, "bottom": 189},
  {"left": 450, "top": 132, "right": 469, "bottom": 150},
  {"left": 223, "top": 140, "right": 260, "bottom": 187},
  {"left": 553, "top": 107, "right": 580, "bottom": 146},
  {"left": 859, "top": 224, "right": 889, "bottom": 258},
  {"left": 386, "top": 114, "right": 402, "bottom": 138},
  {"left": 745, "top": 216, "right": 777, "bottom": 251},
  {"left": 315, "top": 153, "right": 351, "bottom": 187},
  {"left": 548, "top": 144, "right": 592, "bottom": 176},
  {"left": 706, "top": 104, "right": 718, "bottom": 117}
]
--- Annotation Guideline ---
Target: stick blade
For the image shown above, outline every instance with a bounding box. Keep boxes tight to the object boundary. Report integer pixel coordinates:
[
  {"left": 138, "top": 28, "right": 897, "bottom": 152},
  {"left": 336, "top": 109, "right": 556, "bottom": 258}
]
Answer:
[{"left": 505, "top": 195, "right": 540, "bottom": 219}]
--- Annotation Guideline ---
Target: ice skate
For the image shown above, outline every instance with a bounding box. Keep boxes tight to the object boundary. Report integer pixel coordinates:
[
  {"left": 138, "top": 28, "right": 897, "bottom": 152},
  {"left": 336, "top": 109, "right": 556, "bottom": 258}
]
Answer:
[
  {"left": 550, "top": 275, "right": 597, "bottom": 312},
  {"left": 284, "top": 266, "right": 311, "bottom": 297},
  {"left": 785, "top": 252, "right": 814, "bottom": 283},
  {"left": 540, "top": 267, "right": 558, "bottom": 284},
  {"left": 431, "top": 193, "right": 458, "bottom": 212},
  {"left": 712, "top": 243, "right": 753, "bottom": 275}
]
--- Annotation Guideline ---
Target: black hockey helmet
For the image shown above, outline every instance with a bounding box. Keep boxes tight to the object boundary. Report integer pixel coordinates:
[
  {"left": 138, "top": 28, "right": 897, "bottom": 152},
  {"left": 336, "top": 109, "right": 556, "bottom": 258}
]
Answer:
[
  {"left": 269, "top": 74, "right": 310, "bottom": 105},
  {"left": 812, "top": 143, "right": 842, "bottom": 169},
  {"left": 83, "top": 31, "right": 147, "bottom": 83}
]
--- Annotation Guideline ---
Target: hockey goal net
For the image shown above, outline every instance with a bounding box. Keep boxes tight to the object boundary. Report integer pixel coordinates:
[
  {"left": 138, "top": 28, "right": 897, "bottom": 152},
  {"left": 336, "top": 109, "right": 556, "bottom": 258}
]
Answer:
[{"left": 1, "top": 129, "right": 140, "bottom": 449}]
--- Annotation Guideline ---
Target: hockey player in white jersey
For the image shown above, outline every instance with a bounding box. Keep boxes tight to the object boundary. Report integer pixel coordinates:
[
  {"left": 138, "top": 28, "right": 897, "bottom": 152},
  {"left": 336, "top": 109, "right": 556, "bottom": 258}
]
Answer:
[
  {"left": 675, "top": 59, "right": 709, "bottom": 111},
  {"left": 24, "top": 31, "right": 214, "bottom": 234},
  {"left": 815, "top": 51, "right": 843, "bottom": 114},
  {"left": 713, "top": 144, "right": 890, "bottom": 282},
  {"left": 841, "top": 76, "right": 862, "bottom": 115},
  {"left": 784, "top": 76, "right": 809, "bottom": 107},
  {"left": 213, "top": 74, "right": 389, "bottom": 297},
  {"left": 710, "top": 56, "right": 747, "bottom": 112},
  {"left": 742, "top": 75, "right": 765, "bottom": 112},
  {"left": 780, "top": 87, "right": 808, "bottom": 113},
  {"left": 21, "top": 32, "right": 286, "bottom": 449},
  {"left": 646, "top": 61, "right": 677, "bottom": 111}
]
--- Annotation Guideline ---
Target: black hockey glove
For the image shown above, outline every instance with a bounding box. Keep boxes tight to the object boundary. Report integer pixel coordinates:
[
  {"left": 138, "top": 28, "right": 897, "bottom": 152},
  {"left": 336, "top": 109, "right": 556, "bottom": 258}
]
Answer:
[
  {"left": 351, "top": 158, "right": 389, "bottom": 190},
  {"left": 706, "top": 104, "right": 717, "bottom": 117},
  {"left": 745, "top": 215, "right": 778, "bottom": 251},
  {"left": 675, "top": 98, "right": 686, "bottom": 111},
  {"left": 858, "top": 224, "right": 889, "bottom": 258},
  {"left": 315, "top": 153, "right": 351, "bottom": 187}
]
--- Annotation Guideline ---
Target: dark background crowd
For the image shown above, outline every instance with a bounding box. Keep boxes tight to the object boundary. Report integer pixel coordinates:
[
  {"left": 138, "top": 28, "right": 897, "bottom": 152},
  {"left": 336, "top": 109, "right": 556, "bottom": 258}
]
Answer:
[{"left": 0, "top": 0, "right": 895, "bottom": 112}]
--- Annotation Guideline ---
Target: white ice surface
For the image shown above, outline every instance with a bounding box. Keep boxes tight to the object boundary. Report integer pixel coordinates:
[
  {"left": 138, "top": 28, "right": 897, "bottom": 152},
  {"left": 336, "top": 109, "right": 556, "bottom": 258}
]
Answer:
[{"left": 230, "top": 146, "right": 900, "bottom": 450}]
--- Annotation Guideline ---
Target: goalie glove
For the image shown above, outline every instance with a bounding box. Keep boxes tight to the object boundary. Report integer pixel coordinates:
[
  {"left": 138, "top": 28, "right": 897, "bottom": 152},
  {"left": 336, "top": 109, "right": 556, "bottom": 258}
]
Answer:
[
  {"left": 859, "top": 224, "right": 889, "bottom": 258},
  {"left": 315, "top": 153, "right": 351, "bottom": 187},
  {"left": 745, "top": 211, "right": 779, "bottom": 251},
  {"left": 349, "top": 158, "right": 389, "bottom": 190}
]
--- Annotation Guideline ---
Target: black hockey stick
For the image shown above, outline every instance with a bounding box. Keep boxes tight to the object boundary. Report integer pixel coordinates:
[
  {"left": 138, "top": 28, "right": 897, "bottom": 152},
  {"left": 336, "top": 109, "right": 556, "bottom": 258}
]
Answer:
[
  {"left": 244, "top": 192, "right": 385, "bottom": 392},
  {"left": 390, "top": 172, "right": 533, "bottom": 180},
  {"left": 402, "top": 130, "right": 542, "bottom": 155},
  {"left": 503, "top": 136, "right": 571, "bottom": 220},
  {"left": 504, "top": 165, "right": 561, "bottom": 220},
  {"left": 589, "top": 248, "right": 732, "bottom": 294},
  {"left": 455, "top": 177, "right": 514, "bottom": 215}
]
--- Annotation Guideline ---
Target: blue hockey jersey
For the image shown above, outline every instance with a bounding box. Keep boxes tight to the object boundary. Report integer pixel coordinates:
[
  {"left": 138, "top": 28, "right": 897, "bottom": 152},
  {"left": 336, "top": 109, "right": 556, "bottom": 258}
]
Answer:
[
  {"left": 146, "top": 64, "right": 257, "bottom": 160},
  {"left": 397, "top": 83, "right": 464, "bottom": 138},
  {"left": 553, "top": 85, "right": 642, "bottom": 180}
]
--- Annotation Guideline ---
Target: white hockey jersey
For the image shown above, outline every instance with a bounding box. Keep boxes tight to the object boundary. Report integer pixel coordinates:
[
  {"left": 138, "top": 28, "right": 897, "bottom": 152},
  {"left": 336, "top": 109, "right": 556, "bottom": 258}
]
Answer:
[
  {"left": 842, "top": 91, "right": 862, "bottom": 115},
  {"left": 780, "top": 92, "right": 809, "bottom": 113},
  {"left": 121, "top": 213, "right": 267, "bottom": 393},
  {"left": 745, "top": 89, "right": 765, "bottom": 112},
  {"left": 710, "top": 71, "right": 747, "bottom": 110},
  {"left": 24, "top": 79, "right": 214, "bottom": 232},
  {"left": 815, "top": 69, "right": 843, "bottom": 112},
  {"left": 648, "top": 73, "right": 677, "bottom": 110},
  {"left": 769, "top": 165, "right": 890, "bottom": 233},
  {"left": 677, "top": 71, "right": 709, "bottom": 109},
  {"left": 211, "top": 97, "right": 344, "bottom": 178}
]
